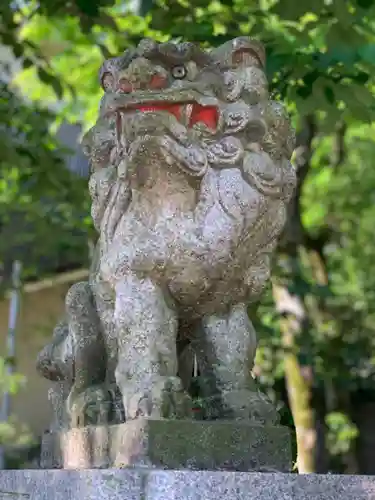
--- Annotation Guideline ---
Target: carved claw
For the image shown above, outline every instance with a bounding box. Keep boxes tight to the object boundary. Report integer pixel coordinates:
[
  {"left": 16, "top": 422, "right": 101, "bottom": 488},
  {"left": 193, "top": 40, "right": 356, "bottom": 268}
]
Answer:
[
  {"left": 218, "top": 388, "right": 280, "bottom": 424},
  {"left": 67, "top": 384, "right": 112, "bottom": 428},
  {"left": 149, "top": 377, "right": 193, "bottom": 419},
  {"left": 123, "top": 377, "right": 192, "bottom": 420}
]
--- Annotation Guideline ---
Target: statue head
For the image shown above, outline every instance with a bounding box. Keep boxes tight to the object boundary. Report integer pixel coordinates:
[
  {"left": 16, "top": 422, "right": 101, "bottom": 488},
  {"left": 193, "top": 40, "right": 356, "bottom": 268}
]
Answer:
[{"left": 84, "top": 38, "right": 292, "bottom": 171}]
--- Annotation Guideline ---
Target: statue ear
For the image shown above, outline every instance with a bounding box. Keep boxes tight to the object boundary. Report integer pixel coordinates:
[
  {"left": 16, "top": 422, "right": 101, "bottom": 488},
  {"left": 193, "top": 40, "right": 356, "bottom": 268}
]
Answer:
[
  {"left": 98, "top": 56, "right": 125, "bottom": 91},
  {"left": 99, "top": 58, "right": 116, "bottom": 91},
  {"left": 212, "top": 37, "right": 266, "bottom": 69}
]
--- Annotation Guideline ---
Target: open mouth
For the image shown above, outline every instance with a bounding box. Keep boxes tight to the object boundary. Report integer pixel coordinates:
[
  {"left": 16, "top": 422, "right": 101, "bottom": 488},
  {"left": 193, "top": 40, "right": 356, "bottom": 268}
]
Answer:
[{"left": 122, "top": 101, "right": 219, "bottom": 130}]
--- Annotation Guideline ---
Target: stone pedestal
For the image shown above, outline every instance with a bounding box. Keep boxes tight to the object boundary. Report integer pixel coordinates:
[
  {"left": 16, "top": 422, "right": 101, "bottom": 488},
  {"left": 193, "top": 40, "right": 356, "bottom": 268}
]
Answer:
[
  {"left": 2, "top": 470, "right": 375, "bottom": 500},
  {"left": 41, "top": 419, "right": 291, "bottom": 472}
]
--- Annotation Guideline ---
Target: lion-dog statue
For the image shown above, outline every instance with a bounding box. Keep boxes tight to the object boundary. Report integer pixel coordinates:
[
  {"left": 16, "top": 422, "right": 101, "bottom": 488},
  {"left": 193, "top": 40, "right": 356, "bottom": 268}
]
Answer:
[{"left": 37, "top": 36, "right": 296, "bottom": 428}]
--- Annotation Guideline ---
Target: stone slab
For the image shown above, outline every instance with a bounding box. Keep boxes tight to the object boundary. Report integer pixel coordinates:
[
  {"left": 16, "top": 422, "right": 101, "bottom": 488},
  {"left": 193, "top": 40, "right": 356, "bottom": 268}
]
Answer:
[
  {"left": 1, "top": 470, "right": 375, "bottom": 500},
  {"left": 42, "top": 419, "right": 291, "bottom": 472},
  {"left": 40, "top": 431, "right": 61, "bottom": 469}
]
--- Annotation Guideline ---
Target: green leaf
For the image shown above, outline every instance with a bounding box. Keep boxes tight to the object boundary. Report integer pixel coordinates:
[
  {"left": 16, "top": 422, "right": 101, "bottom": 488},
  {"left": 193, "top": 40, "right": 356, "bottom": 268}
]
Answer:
[
  {"left": 356, "top": 0, "right": 374, "bottom": 9},
  {"left": 324, "top": 85, "right": 335, "bottom": 104},
  {"left": 357, "top": 44, "right": 375, "bottom": 65},
  {"left": 296, "top": 85, "right": 312, "bottom": 99},
  {"left": 37, "top": 67, "right": 64, "bottom": 98}
]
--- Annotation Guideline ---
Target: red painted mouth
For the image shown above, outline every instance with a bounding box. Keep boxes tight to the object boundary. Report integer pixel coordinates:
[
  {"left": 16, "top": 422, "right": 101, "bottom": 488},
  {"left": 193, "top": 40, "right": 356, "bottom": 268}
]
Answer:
[
  {"left": 190, "top": 103, "right": 218, "bottom": 130},
  {"left": 125, "top": 102, "right": 219, "bottom": 130}
]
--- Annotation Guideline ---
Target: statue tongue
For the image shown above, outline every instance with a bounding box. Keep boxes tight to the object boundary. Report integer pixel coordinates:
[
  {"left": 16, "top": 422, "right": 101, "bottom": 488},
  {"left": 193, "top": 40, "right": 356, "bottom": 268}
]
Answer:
[
  {"left": 189, "top": 104, "right": 218, "bottom": 130},
  {"left": 133, "top": 102, "right": 218, "bottom": 130}
]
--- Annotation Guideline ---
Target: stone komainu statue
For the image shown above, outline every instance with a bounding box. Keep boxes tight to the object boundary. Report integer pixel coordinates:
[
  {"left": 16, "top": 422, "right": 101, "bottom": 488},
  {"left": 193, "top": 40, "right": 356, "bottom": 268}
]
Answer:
[{"left": 37, "top": 36, "right": 296, "bottom": 428}]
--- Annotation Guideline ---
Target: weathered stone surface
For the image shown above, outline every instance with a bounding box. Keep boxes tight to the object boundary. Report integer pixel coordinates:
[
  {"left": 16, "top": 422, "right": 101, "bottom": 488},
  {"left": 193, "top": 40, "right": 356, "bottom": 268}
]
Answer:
[
  {"left": 1, "top": 470, "right": 375, "bottom": 500},
  {"left": 41, "top": 419, "right": 291, "bottom": 472},
  {"left": 109, "top": 419, "right": 291, "bottom": 472},
  {"left": 148, "top": 471, "right": 375, "bottom": 500},
  {"left": 0, "top": 469, "right": 141, "bottom": 500}
]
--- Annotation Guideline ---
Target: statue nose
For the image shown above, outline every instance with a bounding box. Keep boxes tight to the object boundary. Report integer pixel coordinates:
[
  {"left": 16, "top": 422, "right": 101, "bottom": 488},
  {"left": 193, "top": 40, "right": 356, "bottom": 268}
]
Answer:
[{"left": 118, "top": 73, "right": 168, "bottom": 93}]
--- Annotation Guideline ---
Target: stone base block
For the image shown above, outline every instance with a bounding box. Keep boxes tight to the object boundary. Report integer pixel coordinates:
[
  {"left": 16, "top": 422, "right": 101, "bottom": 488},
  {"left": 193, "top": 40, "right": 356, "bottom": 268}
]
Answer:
[
  {"left": 41, "top": 419, "right": 291, "bottom": 472},
  {"left": 2, "top": 470, "right": 375, "bottom": 500}
]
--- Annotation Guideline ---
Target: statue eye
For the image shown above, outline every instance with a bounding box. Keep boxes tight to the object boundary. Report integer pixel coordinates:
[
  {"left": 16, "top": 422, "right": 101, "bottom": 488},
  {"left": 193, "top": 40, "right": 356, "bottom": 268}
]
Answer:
[{"left": 171, "top": 65, "right": 187, "bottom": 79}]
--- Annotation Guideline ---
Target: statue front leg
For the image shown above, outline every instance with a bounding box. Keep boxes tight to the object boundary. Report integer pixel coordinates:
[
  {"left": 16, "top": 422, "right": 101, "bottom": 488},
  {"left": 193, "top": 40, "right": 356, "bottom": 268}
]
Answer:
[
  {"left": 114, "top": 274, "right": 192, "bottom": 420},
  {"left": 194, "top": 303, "right": 278, "bottom": 423},
  {"left": 65, "top": 282, "right": 110, "bottom": 427}
]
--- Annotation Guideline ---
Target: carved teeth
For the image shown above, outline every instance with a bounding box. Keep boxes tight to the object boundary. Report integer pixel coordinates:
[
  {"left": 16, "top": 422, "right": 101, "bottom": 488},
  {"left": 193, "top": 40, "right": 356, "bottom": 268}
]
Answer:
[
  {"left": 183, "top": 104, "right": 193, "bottom": 128},
  {"left": 115, "top": 111, "right": 128, "bottom": 161}
]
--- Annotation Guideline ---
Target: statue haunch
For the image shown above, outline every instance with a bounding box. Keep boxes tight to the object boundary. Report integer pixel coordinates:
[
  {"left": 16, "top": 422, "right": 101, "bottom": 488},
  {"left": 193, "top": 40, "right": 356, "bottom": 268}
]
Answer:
[{"left": 40, "top": 37, "right": 296, "bottom": 426}]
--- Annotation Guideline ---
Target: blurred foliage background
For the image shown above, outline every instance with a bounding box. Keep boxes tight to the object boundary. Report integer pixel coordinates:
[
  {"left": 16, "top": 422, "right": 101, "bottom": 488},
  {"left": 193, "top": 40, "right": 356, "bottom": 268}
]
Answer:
[{"left": 2, "top": 0, "right": 375, "bottom": 473}]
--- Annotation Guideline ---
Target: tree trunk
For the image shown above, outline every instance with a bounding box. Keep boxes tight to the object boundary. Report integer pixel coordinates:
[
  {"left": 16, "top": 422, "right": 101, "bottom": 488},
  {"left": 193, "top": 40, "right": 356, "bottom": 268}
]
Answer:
[
  {"left": 275, "top": 115, "right": 317, "bottom": 473},
  {"left": 273, "top": 281, "right": 316, "bottom": 473}
]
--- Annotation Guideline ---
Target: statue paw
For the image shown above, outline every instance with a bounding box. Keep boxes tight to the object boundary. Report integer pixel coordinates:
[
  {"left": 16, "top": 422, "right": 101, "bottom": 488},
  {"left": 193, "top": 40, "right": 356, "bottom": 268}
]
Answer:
[
  {"left": 150, "top": 376, "right": 193, "bottom": 419},
  {"left": 67, "top": 384, "right": 112, "bottom": 428},
  {"left": 219, "top": 388, "right": 280, "bottom": 424},
  {"left": 123, "top": 377, "right": 193, "bottom": 420}
]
